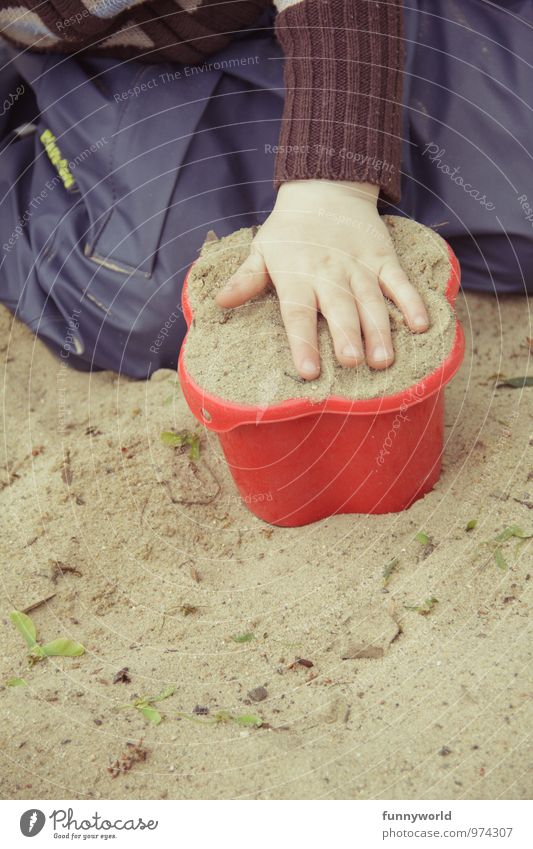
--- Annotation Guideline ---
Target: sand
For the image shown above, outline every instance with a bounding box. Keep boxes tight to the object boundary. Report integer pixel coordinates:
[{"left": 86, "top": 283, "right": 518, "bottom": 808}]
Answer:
[
  {"left": 184, "top": 216, "right": 456, "bottom": 405},
  {"left": 0, "top": 289, "right": 532, "bottom": 801}
]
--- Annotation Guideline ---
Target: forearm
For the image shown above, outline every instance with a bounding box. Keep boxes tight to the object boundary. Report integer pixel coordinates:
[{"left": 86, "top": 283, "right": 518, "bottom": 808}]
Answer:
[{"left": 273, "top": 0, "right": 405, "bottom": 202}]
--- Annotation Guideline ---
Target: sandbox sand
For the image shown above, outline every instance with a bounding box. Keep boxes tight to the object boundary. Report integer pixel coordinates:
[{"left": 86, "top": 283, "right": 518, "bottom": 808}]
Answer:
[
  {"left": 0, "top": 289, "right": 531, "bottom": 801},
  {"left": 184, "top": 217, "right": 456, "bottom": 405}
]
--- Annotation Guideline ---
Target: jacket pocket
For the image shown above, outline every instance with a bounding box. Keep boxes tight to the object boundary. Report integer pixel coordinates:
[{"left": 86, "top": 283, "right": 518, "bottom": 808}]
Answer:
[{"left": 15, "top": 55, "right": 222, "bottom": 279}]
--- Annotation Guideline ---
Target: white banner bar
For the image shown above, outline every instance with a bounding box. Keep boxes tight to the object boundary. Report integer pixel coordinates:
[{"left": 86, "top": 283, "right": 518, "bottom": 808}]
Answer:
[{"left": 1, "top": 799, "right": 530, "bottom": 848}]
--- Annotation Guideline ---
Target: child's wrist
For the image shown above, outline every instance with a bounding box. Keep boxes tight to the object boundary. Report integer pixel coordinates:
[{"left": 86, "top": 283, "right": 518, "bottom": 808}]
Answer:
[{"left": 278, "top": 179, "right": 380, "bottom": 207}]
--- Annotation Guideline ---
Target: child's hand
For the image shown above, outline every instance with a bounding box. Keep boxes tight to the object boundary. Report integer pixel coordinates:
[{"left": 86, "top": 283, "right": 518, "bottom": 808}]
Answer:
[{"left": 216, "top": 180, "right": 429, "bottom": 380}]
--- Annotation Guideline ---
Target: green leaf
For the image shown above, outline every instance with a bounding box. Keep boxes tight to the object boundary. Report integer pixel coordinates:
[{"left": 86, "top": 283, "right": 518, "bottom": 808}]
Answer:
[
  {"left": 466, "top": 520, "right": 477, "bottom": 532},
  {"left": 415, "top": 532, "right": 431, "bottom": 546},
  {"left": 493, "top": 548, "right": 507, "bottom": 570},
  {"left": 6, "top": 677, "right": 27, "bottom": 687},
  {"left": 235, "top": 714, "right": 263, "bottom": 728},
  {"left": 231, "top": 633, "right": 255, "bottom": 644},
  {"left": 188, "top": 435, "right": 201, "bottom": 462},
  {"left": 152, "top": 685, "right": 175, "bottom": 703},
  {"left": 160, "top": 430, "right": 201, "bottom": 460},
  {"left": 496, "top": 376, "right": 533, "bottom": 388},
  {"left": 138, "top": 706, "right": 162, "bottom": 724},
  {"left": 496, "top": 525, "right": 532, "bottom": 542},
  {"left": 382, "top": 558, "right": 400, "bottom": 587},
  {"left": 40, "top": 638, "right": 85, "bottom": 658},
  {"left": 10, "top": 611, "right": 38, "bottom": 648},
  {"left": 160, "top": 430, "right": 188, "bottom": 447},
  {"left": 176, "top": 709, "right": 262, "bottom": 729}
]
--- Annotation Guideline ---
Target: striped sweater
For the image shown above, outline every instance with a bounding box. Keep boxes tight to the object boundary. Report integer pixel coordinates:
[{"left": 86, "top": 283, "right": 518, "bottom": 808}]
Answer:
[{"left": 0, "top": 0, "right": 404, "bottom": 199}]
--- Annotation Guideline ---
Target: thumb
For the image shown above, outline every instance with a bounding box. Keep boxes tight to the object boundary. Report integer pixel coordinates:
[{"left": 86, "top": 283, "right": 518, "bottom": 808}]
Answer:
[{"left": 215, "top": 246, "right": 270, "bottom": 308}]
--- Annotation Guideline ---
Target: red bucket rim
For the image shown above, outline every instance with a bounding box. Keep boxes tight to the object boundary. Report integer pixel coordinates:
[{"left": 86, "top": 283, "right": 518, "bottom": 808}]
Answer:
[{"left": 178, "top": 241, "right": 465, "bottom": 433}]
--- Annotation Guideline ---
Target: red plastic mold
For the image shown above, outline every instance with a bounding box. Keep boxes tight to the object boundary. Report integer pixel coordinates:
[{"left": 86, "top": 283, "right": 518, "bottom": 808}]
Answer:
[{"left": 178, "top": 244, "right": 465, "bottom": 526}]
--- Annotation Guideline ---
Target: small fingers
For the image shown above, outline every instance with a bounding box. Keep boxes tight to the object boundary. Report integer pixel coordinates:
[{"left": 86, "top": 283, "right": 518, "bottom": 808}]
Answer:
[
  {"left": 317, "top": 288, "right": 364, "bottom": 367},
  {"left": 215, "top": 248, "right": 270, "bottom": 308},
  {"left": 379, "top": 258, "right": 429, "bottom": 332},
  {"left": 277, "top": 280, "right": 320, "bottom": 380},
  {"left": 351, "top": 270, "right": 395, "bottom": 369}
]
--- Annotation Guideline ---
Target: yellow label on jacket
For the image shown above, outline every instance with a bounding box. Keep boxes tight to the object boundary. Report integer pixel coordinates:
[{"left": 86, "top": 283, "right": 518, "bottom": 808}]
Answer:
[{"left": 39, "top": 129, "right": 76, "bottom": 191}]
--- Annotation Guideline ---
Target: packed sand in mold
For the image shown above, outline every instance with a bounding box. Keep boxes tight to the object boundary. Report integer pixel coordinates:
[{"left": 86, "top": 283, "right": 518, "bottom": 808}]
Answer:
[{"left": 183, "top": 216, "right": 457, "bottom": 405}]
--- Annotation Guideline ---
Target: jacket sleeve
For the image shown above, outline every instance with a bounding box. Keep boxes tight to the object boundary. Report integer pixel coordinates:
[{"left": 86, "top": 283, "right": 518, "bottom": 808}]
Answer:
[{"left": 273, "top": 0, "right": 405, "bottom": 202}]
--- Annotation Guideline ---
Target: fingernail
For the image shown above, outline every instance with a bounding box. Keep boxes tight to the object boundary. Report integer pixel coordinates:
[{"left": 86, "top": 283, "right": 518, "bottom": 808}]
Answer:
[
  {"left": 342, "top": 344, "right": 361, "bottom": 360},
  {"left": 373, "top": 346, "right": 391, "bottom": 362},
  {"left": 413, "top": 315, "right": 428, "bottom": 330},
  {"left": 301, "top": 358, "right": 319, "bottom": 377}
]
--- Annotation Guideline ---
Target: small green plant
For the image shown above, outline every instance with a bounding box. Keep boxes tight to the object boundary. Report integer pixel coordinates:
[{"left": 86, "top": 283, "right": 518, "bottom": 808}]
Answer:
[
  {"left": 122, "top": 685, "right": 175, "bottom": 725},
  {"left": 10, "top": 611, "right": 85, "bottom": 666},
  {"left": 493, "top": 548, "right": 507, "bottom": 570},
  {"left": 160, "top": 430, "right": 201, "bottom": 460},
  {"left": 488, "top": 525, "right": 532, "bottom": 570},
  {"left": 466, "top": 519, "right": 477, "bottom": 532},
  {"left": 177, "top": 710, "right": 263, "bottom": 728},
  {"left": 382, "top": 558, "right": 400, "bottom": 588},
  {"left": 231, "top": 633, "right": 255, "bottom": 643},
  {"left": 6, "top": 677, "right": 27, "bottom": 687},
  {"left": 495, "top": 525, "right": 532, "bottom": 543},
  {"left": 414, "top": 532, "right": 432, "bottom": 546},
  {"left": 404, "top": 597, "right": 439, "bottom": 616},
  {"left": 232, "top": 713, "right": 263, "bottom": 728}
]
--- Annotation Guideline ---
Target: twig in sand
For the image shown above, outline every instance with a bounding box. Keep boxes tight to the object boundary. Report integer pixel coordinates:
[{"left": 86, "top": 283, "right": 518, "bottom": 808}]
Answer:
[
  {"left": 61, "top": 450, "right": 73, "bottom": 485},
  {"left": 21, "top": 594, "right": 56, "bottom": 614},
  {"left": 189, "top": 565, "right": 202, "bottom": 583},
  {"left": 513, "top": 496, "right": 533, "bottom": 510},
  {"left": 50, "top": 560, "right": 82, "bottom": 583},
  {"left": 283, "top": 371, "right": 306, "bottom": 385},
  {"left": 496, "top": 376, "right": 533, "bottom": 389},
  {"left": 382, "top": 557, "right": 400, "bottom": 588},
  {"left": 288, "top": 657, "right": 314, "bottom": 669},
  {"left": 139, "top": 496, "right": 150, "bottom": 526}
]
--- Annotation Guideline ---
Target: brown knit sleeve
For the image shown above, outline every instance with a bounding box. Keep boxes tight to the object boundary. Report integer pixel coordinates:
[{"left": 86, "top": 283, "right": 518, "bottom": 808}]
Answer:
[{"left": 273, "top": 0, "right": 405, "bottom": 203}]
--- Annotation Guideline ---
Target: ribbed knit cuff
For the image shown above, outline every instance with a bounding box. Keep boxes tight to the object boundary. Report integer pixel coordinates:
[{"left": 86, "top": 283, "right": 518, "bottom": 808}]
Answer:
[{"left": 274, "top": 0, "right": 404, "bottom": 203}]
